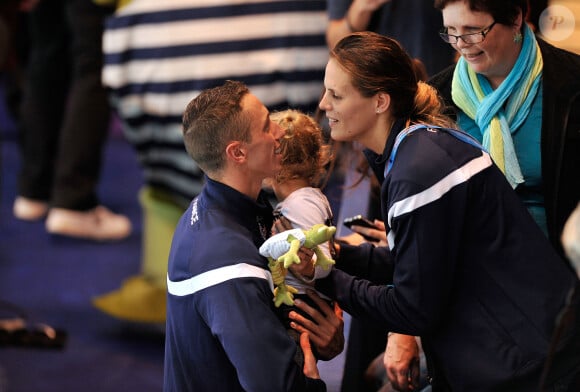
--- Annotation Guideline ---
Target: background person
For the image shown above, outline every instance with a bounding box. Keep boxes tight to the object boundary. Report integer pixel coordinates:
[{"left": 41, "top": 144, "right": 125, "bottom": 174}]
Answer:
[
  {"left": 429, "top": 0, "right": 580, "bottom": 255},
  {"left": 12, "top": 0, "right": 131, "bottom": 241},
  {"left": 325, "top": 0, "right": 455, "bottom": 77}
]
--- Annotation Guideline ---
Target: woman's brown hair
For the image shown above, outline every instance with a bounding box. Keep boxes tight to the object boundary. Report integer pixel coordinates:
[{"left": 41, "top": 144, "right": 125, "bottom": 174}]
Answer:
[
  {"left": 330, "top": 31, "right": 454, "bottom": 128},
  {"left": 434, "top": 0, "right": 528, "bottom": 32}
]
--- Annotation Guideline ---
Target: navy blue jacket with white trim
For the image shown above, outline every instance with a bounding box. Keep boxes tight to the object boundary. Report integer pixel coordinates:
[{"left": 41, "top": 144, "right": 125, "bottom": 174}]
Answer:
[
  {"left": 319, "top": 121, "right": 580, "bottom": 391},
  {"left": 164, "top": 177, "right": 326, "bottom": 392},
  {"left": 429, "top": 38, "right": 580, "bottom": 256}
]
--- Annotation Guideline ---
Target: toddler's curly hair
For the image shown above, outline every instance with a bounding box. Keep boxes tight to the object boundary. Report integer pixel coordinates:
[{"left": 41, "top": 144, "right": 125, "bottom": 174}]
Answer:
[{"left": 270, "top": 109, "right": 332, "bottom": 186}]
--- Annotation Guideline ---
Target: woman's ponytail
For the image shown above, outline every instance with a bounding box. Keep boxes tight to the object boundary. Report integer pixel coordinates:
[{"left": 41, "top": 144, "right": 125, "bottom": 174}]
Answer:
[{"left": 411, "top": 82, "right": 455, "bottom": 128}]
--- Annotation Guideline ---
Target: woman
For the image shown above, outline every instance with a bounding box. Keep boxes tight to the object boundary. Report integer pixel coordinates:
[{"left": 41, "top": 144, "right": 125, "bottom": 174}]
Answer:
[
  {"left": 314, "top": 31, "right": 580, "bottom": 391},
  {"left": 429, "top": 0, "right": 580, "bottom": 256},
  {"left": 379, "top": 1, "right": 580, "bottom": 389}
]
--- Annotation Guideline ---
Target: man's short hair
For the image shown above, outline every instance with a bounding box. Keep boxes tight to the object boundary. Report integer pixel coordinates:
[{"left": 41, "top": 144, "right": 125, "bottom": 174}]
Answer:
[{"left": 182, "top": 80, "right": 252, "bottom": 174}]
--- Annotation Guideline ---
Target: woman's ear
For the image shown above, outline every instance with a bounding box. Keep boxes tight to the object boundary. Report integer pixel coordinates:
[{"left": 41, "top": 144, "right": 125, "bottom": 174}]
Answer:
[
  {"left": 375, "top": 92, "right": 391, "bottom": 114},
  {"left": 514, "top": 9, "right": 524, "bottom": 31},
  {"left": 225, "top": 141, "right": 246, "bottom": 164}
]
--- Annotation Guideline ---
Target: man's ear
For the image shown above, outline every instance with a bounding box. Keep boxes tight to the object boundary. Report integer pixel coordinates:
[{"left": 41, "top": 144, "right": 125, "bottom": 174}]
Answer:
[
  {"left": 375, "top": 92, "right": 391, "bottom": 114},
  {"left": 225, "top": 141, "right": 246, "bottom": 164}
]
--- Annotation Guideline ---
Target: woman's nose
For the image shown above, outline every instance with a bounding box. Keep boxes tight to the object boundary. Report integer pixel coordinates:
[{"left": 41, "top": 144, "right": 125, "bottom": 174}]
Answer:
[
  {"left": 319, "top": 92, "right": 329, "bottom": 111},
  {"left": 454, "top": 38, "right": 471, "bottom": 50}
]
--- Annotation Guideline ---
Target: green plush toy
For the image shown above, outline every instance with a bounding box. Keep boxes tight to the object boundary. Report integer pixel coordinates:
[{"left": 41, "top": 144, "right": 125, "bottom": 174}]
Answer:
[{"left": 259, "top": 224, "right": 336, "bottom": 307}]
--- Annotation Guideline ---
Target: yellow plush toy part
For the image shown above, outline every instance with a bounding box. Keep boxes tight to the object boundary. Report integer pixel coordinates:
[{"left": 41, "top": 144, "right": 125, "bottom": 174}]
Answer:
[
  {"left": 92, "top": 0, "right": 133, "bottom": 9},
  {"left": 259, "top": 224, "right": 336, "bottom": 307},
  {"left": 92, "top": 187, "right": 184, "bottom": 323}
]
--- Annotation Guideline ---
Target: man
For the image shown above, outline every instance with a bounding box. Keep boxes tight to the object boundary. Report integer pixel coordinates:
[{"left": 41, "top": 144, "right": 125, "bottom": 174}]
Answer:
[
  {"left": 163, "top": 80, "right": 342, "bottom": 391},
  {"left": 94, "top": 0, "right": 329, "bottom": 322}
]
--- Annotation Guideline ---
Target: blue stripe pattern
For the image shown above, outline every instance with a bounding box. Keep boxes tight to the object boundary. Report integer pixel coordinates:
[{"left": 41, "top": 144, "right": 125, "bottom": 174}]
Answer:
[
  {"left": 106, "top": 1, "right": 326, "bottom": 29},
  {"left": 103, "top": 1, "right": 329, "bottom": 205}
]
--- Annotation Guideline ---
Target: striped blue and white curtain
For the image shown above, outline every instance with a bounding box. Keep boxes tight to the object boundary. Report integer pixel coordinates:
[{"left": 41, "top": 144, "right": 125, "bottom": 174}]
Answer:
[{"left": 102, "top": 0, "right": 329, "bottom": 205}]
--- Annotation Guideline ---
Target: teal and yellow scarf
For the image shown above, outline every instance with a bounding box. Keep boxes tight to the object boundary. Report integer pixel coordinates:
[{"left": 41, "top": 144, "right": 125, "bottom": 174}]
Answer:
[{"left": 451, "top": 23, "right": 542, "bottom": 188}]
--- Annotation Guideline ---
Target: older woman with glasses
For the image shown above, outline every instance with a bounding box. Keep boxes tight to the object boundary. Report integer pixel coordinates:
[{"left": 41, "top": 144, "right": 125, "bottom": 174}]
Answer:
[{"left": 429, "top": 0, "right": 580, "bottom": 255}]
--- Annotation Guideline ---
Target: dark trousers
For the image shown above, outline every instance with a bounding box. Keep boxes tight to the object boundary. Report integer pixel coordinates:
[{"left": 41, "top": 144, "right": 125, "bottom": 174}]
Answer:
[
  {"left": 340, "top": 318, "right": 387, "bottom": 392},
  {"left": 17, "top": 0, "right": 113, "bottom": 210}
]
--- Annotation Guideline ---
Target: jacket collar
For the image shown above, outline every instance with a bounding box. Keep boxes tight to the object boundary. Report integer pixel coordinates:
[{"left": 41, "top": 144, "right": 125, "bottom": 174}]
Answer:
[
  {"left": 203, "top": 176, "right": 274, "bottom": 241},
  {"left": 363, "top": 118, "right": 407, "bottom": 183}
]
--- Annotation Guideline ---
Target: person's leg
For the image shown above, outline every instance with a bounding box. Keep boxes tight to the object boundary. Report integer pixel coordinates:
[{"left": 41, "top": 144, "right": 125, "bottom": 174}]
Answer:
[
  {"left": 45, "top": 0, "right": 131, "bottom": 240},
  {"left": 341, "top": 319, "right": 388, "bottom": 392},
  {"left": 50, "top": 0, "right": 112, "bottom": 210},
  {"left": 15, "top": 0, "right": 68, "bottom": 218}
]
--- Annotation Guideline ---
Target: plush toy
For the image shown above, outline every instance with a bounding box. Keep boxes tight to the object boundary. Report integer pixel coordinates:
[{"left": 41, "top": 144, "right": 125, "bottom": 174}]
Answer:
[{"left": 259, "top": 223, "right": 336, "bottom": 307}]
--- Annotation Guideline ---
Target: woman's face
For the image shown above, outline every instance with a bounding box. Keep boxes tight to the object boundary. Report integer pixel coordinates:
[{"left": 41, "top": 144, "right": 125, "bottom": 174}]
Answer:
[
  {"left": 319, "top": 58, "right": 379, "bottom": 146},
  {"left": 441, "top": 1, "right": 522, "bottom": 88}
]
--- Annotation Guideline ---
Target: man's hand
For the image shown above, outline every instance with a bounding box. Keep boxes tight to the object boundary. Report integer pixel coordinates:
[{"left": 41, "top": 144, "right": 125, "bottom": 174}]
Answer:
[
  {"left": 300, "top": 332, "right": 320, "bottom": 379},
  {"left": 384, "top": 333, "right": 420, "bottom": 390},
  {"left": 272, "top": 216, "right": 317, "bottom": 278},
  {"left": 289, "top": 290, "right": 344, "bottom": 360}
]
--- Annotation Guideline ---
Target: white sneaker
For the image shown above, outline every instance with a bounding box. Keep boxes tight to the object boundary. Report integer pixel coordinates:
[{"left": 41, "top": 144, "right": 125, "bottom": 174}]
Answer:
[
  {"left": 13, "top": 196, "right": 49, "bottom": 221},
  {"left": 45, "top": 206, "right": 132, "bottom": 241}
]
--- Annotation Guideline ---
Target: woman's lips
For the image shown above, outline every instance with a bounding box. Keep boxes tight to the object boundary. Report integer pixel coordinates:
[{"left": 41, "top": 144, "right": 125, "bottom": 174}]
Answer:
[{"left": 462, "top": 51, "right": 483, "bottom": 62}]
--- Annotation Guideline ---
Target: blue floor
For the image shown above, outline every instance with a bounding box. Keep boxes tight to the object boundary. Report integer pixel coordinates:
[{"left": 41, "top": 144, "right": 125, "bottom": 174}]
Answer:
[
  {"left": 0, "top": 81, "right": 347, "bottom": 391},
  {"left": 0, "top": 116, "right": 166, "bottom": 391}
]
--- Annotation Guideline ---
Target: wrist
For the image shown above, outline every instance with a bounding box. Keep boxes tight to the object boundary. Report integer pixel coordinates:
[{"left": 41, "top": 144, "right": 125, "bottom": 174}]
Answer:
[
  {"left": 344, "top": 12, "right": 357, "bottom": 32},
  {"left": 344, "top": 4, "right": 371, "bottom": 33},
  {"left": 333, "top": 242, "right": 341, "bottom": 260}
]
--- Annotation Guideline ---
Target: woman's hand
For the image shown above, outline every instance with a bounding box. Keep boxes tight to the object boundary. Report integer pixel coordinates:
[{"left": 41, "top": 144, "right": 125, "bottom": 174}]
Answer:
[
  {"left": 348, "top": 219, "right": 388, "bottom": 247},
  {"left": 289, "top": 290, "right": 345, "bottom": 360},
  {"left": 272, "top": 216, "right": 317, "bottom": 278},
  {"left": 384, "top": 333, "right": 421, "bottom": 390}
]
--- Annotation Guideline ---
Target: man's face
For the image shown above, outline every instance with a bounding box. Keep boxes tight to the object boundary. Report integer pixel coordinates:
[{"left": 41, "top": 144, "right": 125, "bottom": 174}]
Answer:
[{"left": 242, "top": 94, "right": 284, "bottom": 180}]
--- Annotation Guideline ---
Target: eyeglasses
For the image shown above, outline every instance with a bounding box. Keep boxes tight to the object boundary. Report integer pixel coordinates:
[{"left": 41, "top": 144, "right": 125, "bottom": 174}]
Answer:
[{"left": 439, "top": 21, "right": 497, "bottom": 44}]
